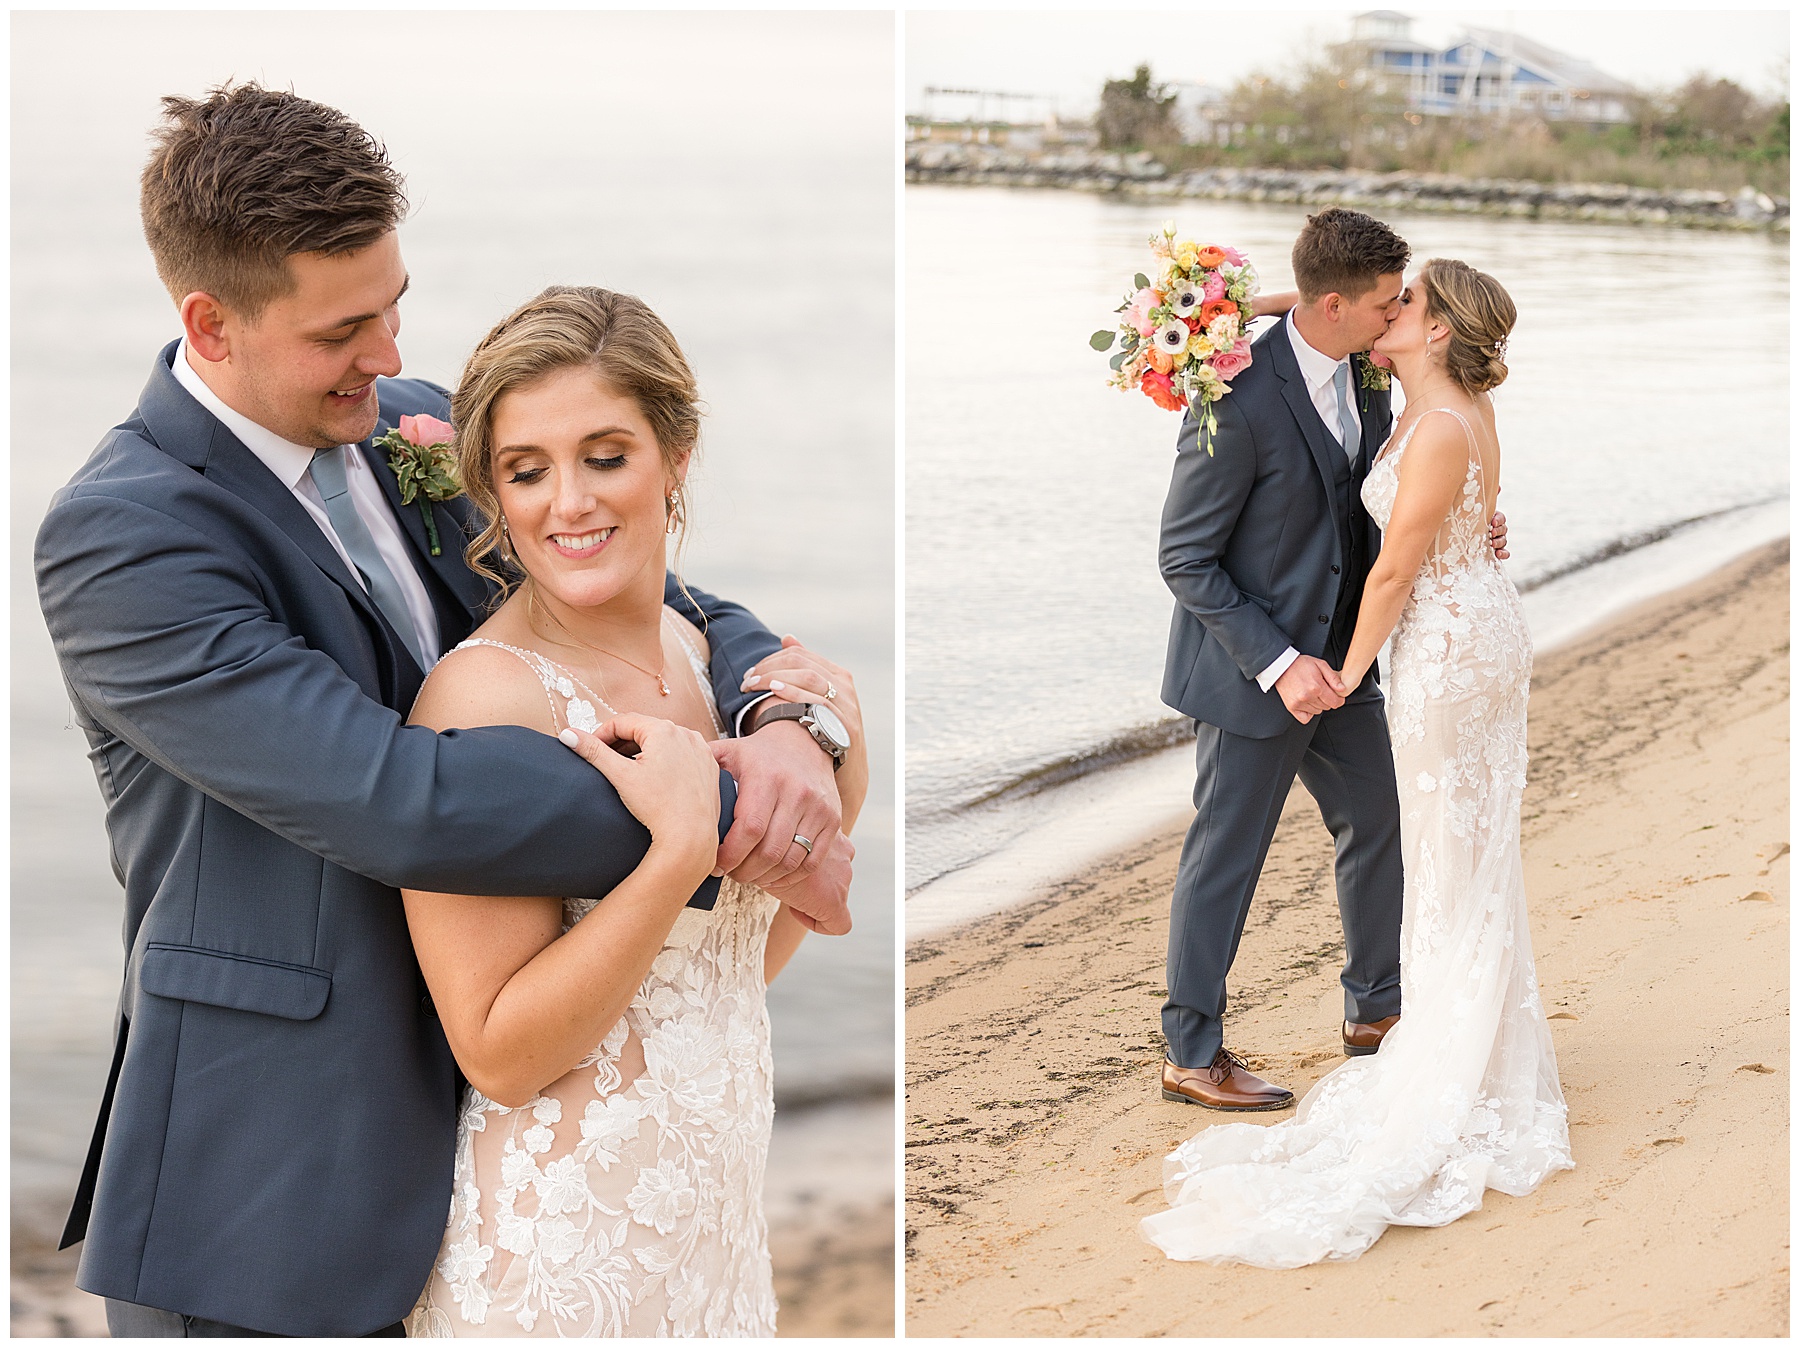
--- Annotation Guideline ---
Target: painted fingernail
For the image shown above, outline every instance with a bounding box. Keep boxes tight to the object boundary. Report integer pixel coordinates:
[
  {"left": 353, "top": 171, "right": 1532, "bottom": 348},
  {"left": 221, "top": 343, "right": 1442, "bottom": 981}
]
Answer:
[
  {"left": 745, "top": 675, "right": 761, "bottom": 686},
  {"left": 558, "top": 729, "right": 579, "bottom": 748},
  {"left": 770, "top": 681, "right": 785, "bottom": 691},
  {"left": 711, "top": 867, "right": 725, "bottom": 878}
]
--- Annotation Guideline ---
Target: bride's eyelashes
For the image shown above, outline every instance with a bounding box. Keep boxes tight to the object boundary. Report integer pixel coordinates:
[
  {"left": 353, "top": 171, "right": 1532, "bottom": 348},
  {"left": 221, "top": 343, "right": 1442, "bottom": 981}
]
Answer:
[{"left": 503, "top": 455, "right": 628, "bottom": 485}]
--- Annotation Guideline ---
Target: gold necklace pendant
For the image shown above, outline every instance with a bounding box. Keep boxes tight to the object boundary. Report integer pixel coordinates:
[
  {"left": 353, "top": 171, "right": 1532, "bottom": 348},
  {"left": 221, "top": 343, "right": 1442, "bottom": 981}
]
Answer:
[{"left": 528, "top": 582, "right": 672, "bottom": 696}]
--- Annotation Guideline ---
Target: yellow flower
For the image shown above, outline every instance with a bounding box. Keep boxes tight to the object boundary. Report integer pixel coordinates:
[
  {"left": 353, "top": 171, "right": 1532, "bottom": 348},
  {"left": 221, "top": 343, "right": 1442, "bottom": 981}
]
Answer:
[
  {"left": 1173, "top": 243, "right": 1199, "bottom": 271},
  {"left": 1188, "top": 331, "right": 1215, "bottom": 359}
]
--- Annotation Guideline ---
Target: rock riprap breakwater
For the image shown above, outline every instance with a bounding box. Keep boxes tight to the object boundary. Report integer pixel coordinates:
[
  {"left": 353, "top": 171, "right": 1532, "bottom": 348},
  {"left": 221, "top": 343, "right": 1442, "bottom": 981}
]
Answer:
[{"left": 906, "top": 143, "right": 1788, "bottom": 231}]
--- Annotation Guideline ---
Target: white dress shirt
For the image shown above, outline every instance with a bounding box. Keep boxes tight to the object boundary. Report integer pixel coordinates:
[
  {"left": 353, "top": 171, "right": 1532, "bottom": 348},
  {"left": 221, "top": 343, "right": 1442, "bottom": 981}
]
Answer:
[
  {"left": 1254, "top": 315, "right": 1364, "bottom": 694},
  {"left": 173, "top": 340, "right": 441, "bottom": 664}
]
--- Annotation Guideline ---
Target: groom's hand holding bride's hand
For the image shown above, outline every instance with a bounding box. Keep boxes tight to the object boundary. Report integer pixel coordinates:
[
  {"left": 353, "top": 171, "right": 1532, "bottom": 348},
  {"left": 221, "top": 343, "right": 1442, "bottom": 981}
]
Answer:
[{"left": 1275, "top": 654, "right": 1346, "bottom": 725}]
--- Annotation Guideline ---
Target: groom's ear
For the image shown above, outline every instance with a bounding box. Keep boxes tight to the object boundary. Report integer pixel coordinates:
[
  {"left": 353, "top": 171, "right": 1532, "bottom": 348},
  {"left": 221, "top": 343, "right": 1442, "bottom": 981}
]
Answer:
[{"left": 180, "top": 291, "right": 234, "bottom": 363}]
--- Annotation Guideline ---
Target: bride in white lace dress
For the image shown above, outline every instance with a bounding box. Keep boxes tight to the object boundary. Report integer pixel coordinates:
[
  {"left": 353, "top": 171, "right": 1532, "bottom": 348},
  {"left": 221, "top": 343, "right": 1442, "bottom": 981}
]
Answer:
[
  {"left": 397, "top": 288, "right": 867, "bottom": 1334},
  {"left": 1141, "top": 259, "right": 1572, "bottom": 1268}
]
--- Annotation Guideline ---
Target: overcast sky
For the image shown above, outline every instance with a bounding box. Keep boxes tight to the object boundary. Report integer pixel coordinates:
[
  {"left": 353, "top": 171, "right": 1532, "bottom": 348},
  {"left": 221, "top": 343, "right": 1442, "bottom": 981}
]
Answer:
[{"left": 907, "top": 7, "right": 1791, "bottom": 116}]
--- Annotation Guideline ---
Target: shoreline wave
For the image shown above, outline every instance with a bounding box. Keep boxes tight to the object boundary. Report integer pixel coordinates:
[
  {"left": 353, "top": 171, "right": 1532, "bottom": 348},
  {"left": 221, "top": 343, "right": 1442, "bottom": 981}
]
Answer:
[{"left": 913, "top": 495, "right": 1789, "bottom": 834}]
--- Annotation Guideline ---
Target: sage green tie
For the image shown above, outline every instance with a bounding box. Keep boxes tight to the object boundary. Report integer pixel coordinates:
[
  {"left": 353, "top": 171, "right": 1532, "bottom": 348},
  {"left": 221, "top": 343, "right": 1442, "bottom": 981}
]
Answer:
[
  {"left": 1332, "top": 361, "right": 1359, "bottom": 467},
  {"left": 307, "top": 446, "right": 428, "bottom": 671}
]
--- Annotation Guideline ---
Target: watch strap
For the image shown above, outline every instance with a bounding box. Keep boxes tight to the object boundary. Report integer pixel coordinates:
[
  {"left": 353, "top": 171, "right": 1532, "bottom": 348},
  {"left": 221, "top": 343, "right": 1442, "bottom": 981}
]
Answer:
[{"left": 750, "top": 700, "right": 846, "bottom": 767}]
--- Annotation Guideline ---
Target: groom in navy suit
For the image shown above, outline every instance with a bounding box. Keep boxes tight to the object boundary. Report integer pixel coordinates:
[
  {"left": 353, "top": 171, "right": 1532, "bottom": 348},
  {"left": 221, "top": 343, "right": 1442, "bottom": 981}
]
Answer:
[{"left": 36, "top": 84, "right": 854, "bottom": 1336}]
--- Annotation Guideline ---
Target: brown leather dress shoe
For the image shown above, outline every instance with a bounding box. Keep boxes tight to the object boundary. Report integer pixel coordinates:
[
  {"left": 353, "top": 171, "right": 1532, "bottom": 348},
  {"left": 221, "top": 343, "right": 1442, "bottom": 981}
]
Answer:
[
  {"left": 1161, "top": 1050, "right": 1295, "bottom": 1111},
  {"left": 1343, "top": 1014, "right": 1400, "bottom": 1056}
]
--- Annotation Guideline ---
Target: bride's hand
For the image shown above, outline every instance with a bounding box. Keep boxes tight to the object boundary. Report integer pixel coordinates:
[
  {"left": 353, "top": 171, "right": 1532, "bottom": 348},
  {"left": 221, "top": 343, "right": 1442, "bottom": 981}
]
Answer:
[
  {"left": 742, "top": 637, "right": 863, "bottom": 749},
  {"left": 561, "top": 714, "right": 721, "bottom": 871},
  {"left": 741, "top": 636, "right": 868, "bottom": 833},
  {"left": 1251, "top": 289, "right": 1300, "bottom": 320}
]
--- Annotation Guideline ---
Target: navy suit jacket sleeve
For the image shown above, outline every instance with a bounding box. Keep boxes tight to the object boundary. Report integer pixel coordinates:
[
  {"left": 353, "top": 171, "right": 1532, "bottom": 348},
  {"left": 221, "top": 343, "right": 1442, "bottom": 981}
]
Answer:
[
  {"left": 36, "top": 486, "right": 754, "bottom": 901},
  {"left": 1158, "top": 392, "right": 1294, "bottom": 681}
]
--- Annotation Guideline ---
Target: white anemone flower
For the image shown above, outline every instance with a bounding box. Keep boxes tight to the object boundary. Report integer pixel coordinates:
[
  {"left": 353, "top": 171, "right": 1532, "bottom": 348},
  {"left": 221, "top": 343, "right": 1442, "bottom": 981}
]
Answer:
[
  {"left": 1169, "top": 280, "right": 1203, "bottom": 317},
  {"left": 1154, "top": 320, "right": 1191, "bottom": 356}
]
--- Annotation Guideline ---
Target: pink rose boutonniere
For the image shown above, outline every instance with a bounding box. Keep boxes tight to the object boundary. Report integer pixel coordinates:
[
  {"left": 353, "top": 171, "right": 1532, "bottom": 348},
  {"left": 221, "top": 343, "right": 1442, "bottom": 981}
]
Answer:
[{"left": 373, "top": 412, "right": 460, "bottom": 555}]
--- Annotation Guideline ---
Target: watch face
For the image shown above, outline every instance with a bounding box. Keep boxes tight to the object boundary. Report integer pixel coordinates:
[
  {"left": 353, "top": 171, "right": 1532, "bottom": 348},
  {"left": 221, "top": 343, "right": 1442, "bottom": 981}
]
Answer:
[{"left": 807, "top": 702, "right": 851, "bottom": 751}]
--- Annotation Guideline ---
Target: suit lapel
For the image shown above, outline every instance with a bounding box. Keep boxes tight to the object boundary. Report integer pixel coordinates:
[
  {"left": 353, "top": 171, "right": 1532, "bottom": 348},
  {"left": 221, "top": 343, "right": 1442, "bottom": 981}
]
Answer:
[
  {"left": 1266, "top": 323, "right": 1351, "bottom": 561},
  {"left": 141, "top": 346, "right": 374, "bottom": 612},
  {"left": 138, "top": 343, "right": 421, "bottom": 699},
  {"left": 355, "top": 433, "right": 487, "bottom": 647},
  {"left": 1356, "top": 372, "right": 1391, "bottom": 480}
]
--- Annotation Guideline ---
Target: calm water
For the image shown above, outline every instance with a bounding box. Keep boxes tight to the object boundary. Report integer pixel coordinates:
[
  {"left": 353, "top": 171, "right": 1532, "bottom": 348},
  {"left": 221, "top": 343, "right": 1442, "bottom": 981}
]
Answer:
[
  {"left": 906, "top": 184, "right": 1788, "bottom": 892},
  {"left": 12, "top": 12, "right": 894, "bottom": 1245}
]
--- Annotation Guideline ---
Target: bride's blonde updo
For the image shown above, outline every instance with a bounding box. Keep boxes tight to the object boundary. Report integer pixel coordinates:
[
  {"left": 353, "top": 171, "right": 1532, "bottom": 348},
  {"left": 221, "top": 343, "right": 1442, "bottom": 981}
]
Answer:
[
  {"left": 1417, "top": 258, "right": 1516, "bottom": 395},
  {"left": 451, "top": 286, "right": 702, "bottom": 594}
]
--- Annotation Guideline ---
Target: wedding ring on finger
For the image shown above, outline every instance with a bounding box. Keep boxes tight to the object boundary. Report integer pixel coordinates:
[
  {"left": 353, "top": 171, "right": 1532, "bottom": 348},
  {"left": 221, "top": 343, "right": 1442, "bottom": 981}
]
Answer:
[
  {"left": 792, "top": 833, "right": 815, "bottom": 856},
  {"left": 825, "top": 682, "right": 837, "bottom": 701}
]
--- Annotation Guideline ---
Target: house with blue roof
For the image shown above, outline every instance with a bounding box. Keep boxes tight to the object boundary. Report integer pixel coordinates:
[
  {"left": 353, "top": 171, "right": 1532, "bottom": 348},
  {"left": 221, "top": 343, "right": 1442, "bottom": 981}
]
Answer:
[{"left": 1342, "top": 11, "right": 1635, "bottom": 125}]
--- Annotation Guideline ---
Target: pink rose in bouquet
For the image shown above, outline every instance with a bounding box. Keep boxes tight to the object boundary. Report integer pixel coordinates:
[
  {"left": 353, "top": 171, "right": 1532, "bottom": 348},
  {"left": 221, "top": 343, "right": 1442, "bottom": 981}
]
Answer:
[
  {"left": 1126, "top": 287, "right": 1161, "bottom": 338},
  {"left": 1212, "top": 339, "right": 1254, "bottom": 382}
]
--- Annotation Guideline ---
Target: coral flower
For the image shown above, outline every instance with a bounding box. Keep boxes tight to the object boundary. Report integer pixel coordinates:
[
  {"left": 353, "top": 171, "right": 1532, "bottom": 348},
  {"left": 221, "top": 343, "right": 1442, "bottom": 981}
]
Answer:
[
  {"left": 1148, "top": 344, "right": 1175, "bottom": 375},
  {"left": 1142, "top": 368, "right": 1185, "bottom": 412},
  {"left": 1199, "top": 298, "right": 1238, "bottom": 327},
  {"left": 1195, "top": 246, "right": 1227, "bottom": 269}
]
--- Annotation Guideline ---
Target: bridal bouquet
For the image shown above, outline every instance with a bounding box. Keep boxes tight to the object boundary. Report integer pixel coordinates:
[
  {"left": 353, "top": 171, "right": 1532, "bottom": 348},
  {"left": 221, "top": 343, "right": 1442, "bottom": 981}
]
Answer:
[{"left": 1090, "top": 223, "right": 1259, "bottom": 455}]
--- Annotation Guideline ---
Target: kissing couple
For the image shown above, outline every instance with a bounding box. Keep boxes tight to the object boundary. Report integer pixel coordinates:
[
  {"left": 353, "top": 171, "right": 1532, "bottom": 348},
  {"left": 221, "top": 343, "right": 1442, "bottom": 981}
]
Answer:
[
  {"left": 1143, "top": 207, "right": 1574, "bottom": 1267},
  {"left": 37, "top": 83, "right": 868, "bottom": 1336}
]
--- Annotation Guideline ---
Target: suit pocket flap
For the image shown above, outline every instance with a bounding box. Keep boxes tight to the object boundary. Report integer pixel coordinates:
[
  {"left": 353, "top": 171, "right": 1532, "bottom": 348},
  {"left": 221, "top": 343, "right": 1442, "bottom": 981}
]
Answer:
[{"left": 140, "top": 944, "right": 331, "bottom": 1021}]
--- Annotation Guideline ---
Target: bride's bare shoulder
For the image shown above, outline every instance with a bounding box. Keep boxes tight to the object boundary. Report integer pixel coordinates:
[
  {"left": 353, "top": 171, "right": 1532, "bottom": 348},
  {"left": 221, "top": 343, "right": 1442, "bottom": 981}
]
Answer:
[
  {"left": 664, "top": 603, "right": 712, "bottom": 664},
  {"left": 410, "top": 636, "right": 559, "bottom": 735}
]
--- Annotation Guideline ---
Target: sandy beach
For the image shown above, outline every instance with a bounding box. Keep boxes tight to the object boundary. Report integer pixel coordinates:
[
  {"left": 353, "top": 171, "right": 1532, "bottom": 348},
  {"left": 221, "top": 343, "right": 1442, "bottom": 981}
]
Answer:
[{"left": 905, "top": 541, "right": 1789, "bottom": 1337}]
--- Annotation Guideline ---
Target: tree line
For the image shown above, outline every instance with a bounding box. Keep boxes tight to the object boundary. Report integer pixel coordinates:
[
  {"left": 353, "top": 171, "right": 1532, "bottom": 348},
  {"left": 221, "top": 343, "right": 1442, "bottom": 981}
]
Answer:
[{"left": 1097, "top": 53, "right": 1789, "bottom": 196}]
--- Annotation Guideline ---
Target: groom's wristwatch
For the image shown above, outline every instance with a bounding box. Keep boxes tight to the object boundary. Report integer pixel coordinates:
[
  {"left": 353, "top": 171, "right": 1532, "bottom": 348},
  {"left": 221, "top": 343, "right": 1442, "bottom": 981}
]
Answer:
[{"left": 749, "top": 699, "right": 851, "bottom": 770}]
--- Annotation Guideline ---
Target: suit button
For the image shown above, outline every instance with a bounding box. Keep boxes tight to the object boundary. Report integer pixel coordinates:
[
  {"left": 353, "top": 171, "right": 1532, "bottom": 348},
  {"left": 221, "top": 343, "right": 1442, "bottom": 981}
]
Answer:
[
  {"left": 1330, "top": 564, "right": 1341, "bottom": 574},
  {"left": 1318, "top": 614, "right": 1329, "bottom": 624}
]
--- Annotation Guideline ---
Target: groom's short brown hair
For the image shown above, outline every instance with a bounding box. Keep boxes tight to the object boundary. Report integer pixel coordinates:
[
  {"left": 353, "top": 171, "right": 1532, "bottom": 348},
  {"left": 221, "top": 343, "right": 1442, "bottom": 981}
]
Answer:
[
  {"left": 140, "top": 82, "right": 407, "bottom": 319},
  {"left": 1291, "top": 208, "right": 1410, "bottom": 303}
]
